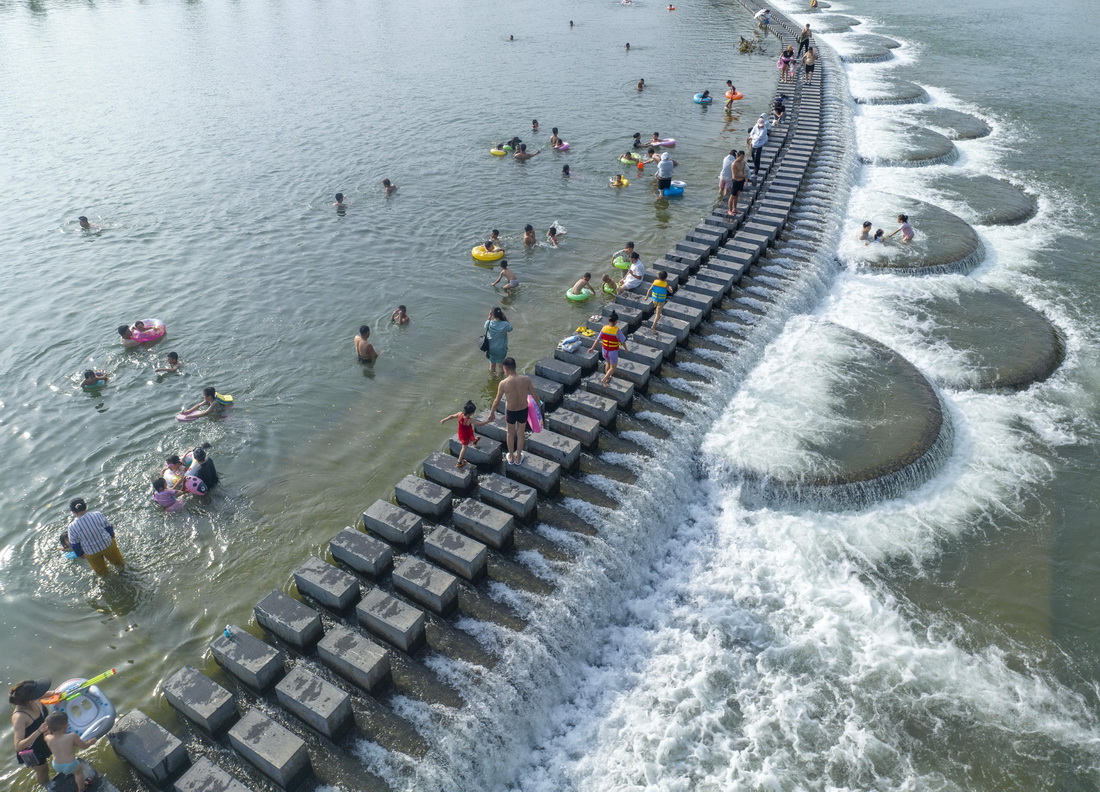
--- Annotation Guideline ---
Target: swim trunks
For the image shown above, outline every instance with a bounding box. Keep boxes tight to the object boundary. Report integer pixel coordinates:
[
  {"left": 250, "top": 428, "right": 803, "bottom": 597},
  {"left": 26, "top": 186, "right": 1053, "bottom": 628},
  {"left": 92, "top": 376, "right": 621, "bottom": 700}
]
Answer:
[
  {"left": 506, "top": 407, "right": 528, "bottom": 425},
  {"left": 731, "top": 179, "right": 745, "bottom": 195}
]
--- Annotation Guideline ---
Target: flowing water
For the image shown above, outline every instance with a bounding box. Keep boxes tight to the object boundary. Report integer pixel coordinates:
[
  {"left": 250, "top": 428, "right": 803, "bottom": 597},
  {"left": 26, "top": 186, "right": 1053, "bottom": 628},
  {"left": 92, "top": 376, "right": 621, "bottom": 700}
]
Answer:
[{"left": 3, "top": 0, "right": 1100, "bottom": 789}]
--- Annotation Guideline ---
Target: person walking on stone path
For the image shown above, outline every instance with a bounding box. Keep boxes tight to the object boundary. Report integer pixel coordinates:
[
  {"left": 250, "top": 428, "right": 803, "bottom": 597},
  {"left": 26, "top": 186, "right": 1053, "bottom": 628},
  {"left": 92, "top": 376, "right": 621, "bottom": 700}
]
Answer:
[
  {"left": 440, "top": 400, "right": 480, "bottom": 468},
  {"left": 479, "top": 358, "right": 541, "bottom": 465},
  {"left": 590, "top": 311, "right": 627, "bottom": 386},
  {"left": 797, "top": 24, "right": 812, "bottom": 57},
  {"left": 802, "top": 47, "right": 817, "bottom": 84}
]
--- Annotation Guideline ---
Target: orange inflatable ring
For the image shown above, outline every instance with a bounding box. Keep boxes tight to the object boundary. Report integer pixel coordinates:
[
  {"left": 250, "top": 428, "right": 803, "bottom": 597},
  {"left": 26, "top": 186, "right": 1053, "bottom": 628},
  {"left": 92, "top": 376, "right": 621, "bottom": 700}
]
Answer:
[{"left": 726, "top": 90, "right": 744, "bottom": 101}]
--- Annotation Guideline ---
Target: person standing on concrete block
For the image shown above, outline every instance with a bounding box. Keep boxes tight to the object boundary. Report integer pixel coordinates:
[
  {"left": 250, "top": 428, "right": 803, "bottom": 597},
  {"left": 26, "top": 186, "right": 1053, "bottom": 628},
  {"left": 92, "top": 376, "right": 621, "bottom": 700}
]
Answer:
[
  {"left": 797, "top": 24, "right": 813, "bottom": 56},
  {"left": 728, "top": 151, "right": 748, "bottom": 216},
  {"left": 479, "top": 358, "right": 541, "bottom": 465},
  {"left": 65, "top": 498, "right": 125, "bottom": 576},
  {"left": 646, "top": 272, "right": 671, "bottom": 331},
  {"left": 718, "top": 149, "right": 737, "bottom": 197},
  {"left": 440, "top": 401, "right": 480, "bottom": 468},
  {"left": 590, "top": 311, "right": 627, "bottom": 386},
  {"left": 748, "top": 116, "right": 769, "bottom": 179}
]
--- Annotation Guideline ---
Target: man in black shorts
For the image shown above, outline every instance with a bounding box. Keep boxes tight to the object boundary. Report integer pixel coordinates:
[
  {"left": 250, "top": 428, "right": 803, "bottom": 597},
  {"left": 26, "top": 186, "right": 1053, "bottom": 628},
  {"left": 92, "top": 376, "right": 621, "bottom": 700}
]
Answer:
[
  {"left": 479, "top": 357, "right": 543, "bottom": 465},
  {"left": 727, "top": 150, "right": 748, "bottom": 216}
]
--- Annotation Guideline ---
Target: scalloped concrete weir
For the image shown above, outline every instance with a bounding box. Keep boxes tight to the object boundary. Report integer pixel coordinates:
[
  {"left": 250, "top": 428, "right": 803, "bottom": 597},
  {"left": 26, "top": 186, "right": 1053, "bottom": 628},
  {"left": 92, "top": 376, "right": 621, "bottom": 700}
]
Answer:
[{"left": 134, "top": 5, "right": 952, "bottom": 787}]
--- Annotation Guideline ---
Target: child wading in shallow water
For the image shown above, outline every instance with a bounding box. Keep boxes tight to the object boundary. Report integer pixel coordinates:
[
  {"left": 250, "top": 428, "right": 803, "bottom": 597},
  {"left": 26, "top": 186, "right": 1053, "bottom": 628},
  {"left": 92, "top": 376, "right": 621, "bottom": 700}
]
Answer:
[{"left": 440, "top": 401, "right": 480, "bottom": 467}]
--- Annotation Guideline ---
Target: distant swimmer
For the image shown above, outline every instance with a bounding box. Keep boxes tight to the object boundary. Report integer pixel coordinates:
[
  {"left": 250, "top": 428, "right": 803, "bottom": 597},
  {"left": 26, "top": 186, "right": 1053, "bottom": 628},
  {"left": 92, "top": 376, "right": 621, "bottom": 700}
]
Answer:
[
  {"left": 382, "top": 178, "right": 397, "bottom": 195},
  {"left": 514, "top": 144, "right": 540, "bottom": 160},
  {"left": 355, "top": 325, "right": 382, "bottom": 362},
  {"left": 179, "top": 386, "right": 229, "bottom": 419},
  {"left": 77, "top": 215, "right": 98, "bottom": 232},
  {"left": 391, "top": 305, "right": 410, "bottom": 325},
  {"left": 637, "top": 78, "right": 645, "bottom": 91},
  {"left": 489, "top": 229, "right": 503, "bottom": 248},
  {"left": 155, "top": 352, "right": 180, "bottom": 373},
  {"left": 562, "top": 164, "right": 571, "bottom": 177},
  {"left": 569, "top": 20, "right": 574, "bottom": 27},
  {"left": 625, "top": 42, "right": 630, "bottom": 50},
  {"left": 649, "top": 132, "right": 663, "bottom": 146},
  {"left": 549, "top": 127, "right": 562, "bottom": 147},
  {"left": 887, "top": 214, "right": 915, "bottom": 243},
  {"left": 532, "top": 119, "right": 540, "bottom": 132},
  {"left": 632, "top": 133, "right": 643, "bottom": 148},
  {"left": 547, "top": 226, "right": 561, "bottom": 247},
  {"left": 857, "top": 221, "right": 873, "bottom": 242},
  {"left": 868, "top": 229, "right": 886, "bottom": 245},
  {"left": 490, "top": 260, "right": 520, "bottom": 291},
  {"left": 80, "top": 369, "right": 109, "bottom": 388},
  {"left": 524, "top": 224, "right": 536, "bottom": 246},
  {"left": 333, "top": 192, "right": 347, "bottom": 213},
  {"left": 611, "top": 174, "right": 627, "bottom": 187},
  {"left": 667, "top": 4, "right": 676, "bottom": 10}
]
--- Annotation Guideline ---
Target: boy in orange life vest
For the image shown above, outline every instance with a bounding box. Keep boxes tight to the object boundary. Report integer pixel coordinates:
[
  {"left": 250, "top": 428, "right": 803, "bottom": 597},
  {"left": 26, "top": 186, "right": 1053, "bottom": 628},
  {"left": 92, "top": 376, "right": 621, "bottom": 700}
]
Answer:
[
  {"left": 645, "top": 271, "right": 670, "bottom": 330},
  {"left": 589, "top": 310, "right": 627, "bottom": 386}
]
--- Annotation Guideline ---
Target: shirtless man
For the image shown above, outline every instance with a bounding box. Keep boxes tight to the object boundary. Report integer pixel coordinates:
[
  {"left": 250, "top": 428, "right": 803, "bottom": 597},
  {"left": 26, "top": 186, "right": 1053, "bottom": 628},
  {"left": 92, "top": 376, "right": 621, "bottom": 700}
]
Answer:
[
  {"left": 728, "top": 150, "right": 748, "bottom": 216},
  {"left": 479, "top": 358, "right": 542, "bottom": 465},
  {"left": 514, "top": 144, "right": 540, "bottom": 160},
  {"left": 490, "top": 260, "right": 519, "bottom": 291},
  {"left": 354, "top": 325, "right": 381, "bottom": 363},
  {"left": 570, "top": 272, "right": 593, "bottom": 295}
]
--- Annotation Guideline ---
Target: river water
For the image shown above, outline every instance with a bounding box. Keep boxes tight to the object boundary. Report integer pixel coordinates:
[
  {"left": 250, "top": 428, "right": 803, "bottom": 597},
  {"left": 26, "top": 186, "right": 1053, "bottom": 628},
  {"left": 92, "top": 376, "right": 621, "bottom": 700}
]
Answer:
[{"left": 2, "top": 0, "right": 1100, "bottom": 789}]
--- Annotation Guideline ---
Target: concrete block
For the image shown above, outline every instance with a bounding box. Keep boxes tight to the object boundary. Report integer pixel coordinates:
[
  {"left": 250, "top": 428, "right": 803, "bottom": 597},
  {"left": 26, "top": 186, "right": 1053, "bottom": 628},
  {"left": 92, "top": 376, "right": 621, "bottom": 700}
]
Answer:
[
  {"left": 275, "top": 666, "right": 351, "bottom": 739},
  {"left": 425, "top": 525, "right": 488, "bottom": 580},
  {"left": 654, "top": 314, "right": 692, "bottom": 343},
  {"left": 535, "top": 356, "right": 583, "bottom": 388},
  {"left": 109, "top": 710, "right": 189, "bottom": 786},
  {"left": 363, "top": 498, "right": 425, "bottom": 545},
  {"left": 694, "top": 267, "right": 738, "bottom": 293},
  {"left": 563, "top": 391, "right": 618, "bottom": 426},
  {"left": 211, "top": 628, "right": 284, "bottom": 691},
  {"left": 674, "top": 240, "right": 711, "bottom": 259},
  {"left": 612, "top": 359, "right": 652, "bottom": 389},
  {"left": 505, "top": 452, "right": 562, "bottom": 495},
  {"left": 356, "top": 588, "right": 426, "bottom": 651},
  {"left": 544, "top": 408, "right": 601, "bottom": 447},
  {"left": 452, "top": 498, "right": 516, "bottom": 549},
  {"left": 661, "top": 300, "right": 705, "bottom": 329},
  {"left": 317, "top": 625, "right": 390, "bottom": 693},
  {"left": 163, "top": 665, "right": 237, "bottom": 735},
  {"left": 528, "top": 374, "right": 565, "bottom": 409},
  {"left": 744, "top": 220, "right": 781, "bottom": 243},
  {"left": 613, "top": 289, "right": 656, "bottom": 316},
  {"left": 672, "top": 287, "right": 716, "bottom": 312},
  {"left": 394, "top": 474, "right": 452, "bottom": 519},
  {"left": 477, "top": 473, "right": 539, "bottom": 521},
  {"left": 524, "top": 427, "right": 582, "bottom": 469},
  {"left": 683, "top": 276, "right": 726, "bottom": 301},
  {"left": 393, "top": 558, "right": 460, "bottom": 614},
  {"left": 447, "top": 436, "right": 502, "bottom": 467},
  {"left": 422, "top": 451, "right": 476, "bottom": 492},
  {"left": 329, "top": 528, "right": 393, "bottom": 579},
  {"left": 228, "top": 709, "right": 311, "bottom": 789},
  {"left": 631, "top": 327, "right": 678, "bottom": 357},
  {"left": 554, "top": 345, "right": 600, "bottom": 372},
  {"left": 686, "top": 227, "right": 723, "bottom": 251},
  {"left": 293, "top": 556, "right": 360, "bottom": 612},
  {"left": 583, "top": 374, "right": 635, "bottom": 408},
  {"left": 651, "top": 256, "right": 692, "bottom": 279},
  {"left": 600, "top": 303, "right": 643, "bottom": 331},
  {"left": 716, "top": 246, "right": 757, "bottom": 270},
  {"left": 174, "top": 758, "right": 250, "bottom": 792},
  {"left": 254, "top": 590, "right": 323, "bottom": 650},
  {"left": 617, "top": 341, "right": 663, "bottom": 373}
]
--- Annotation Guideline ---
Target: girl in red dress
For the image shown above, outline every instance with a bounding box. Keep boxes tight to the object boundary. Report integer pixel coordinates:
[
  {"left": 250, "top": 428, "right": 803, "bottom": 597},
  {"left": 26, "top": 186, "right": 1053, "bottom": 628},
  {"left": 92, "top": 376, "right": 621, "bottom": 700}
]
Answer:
[{"left": 440, "top": 401, "right": 480, "bottom": 467}]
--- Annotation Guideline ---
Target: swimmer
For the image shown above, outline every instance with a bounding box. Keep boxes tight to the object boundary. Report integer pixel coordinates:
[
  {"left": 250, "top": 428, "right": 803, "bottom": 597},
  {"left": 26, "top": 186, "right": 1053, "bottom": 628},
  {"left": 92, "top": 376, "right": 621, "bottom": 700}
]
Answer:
[
  {"left": 637, "top": 78, "right": 645, "bottom": 91},
  {"left": 611, "top": 174, "right": 627, "bottom": 187},
  {"left": 333, "top": 192, "right": 346, "bottom": 209},
  {"left": 887, "top": 214, "right": 915, "bottom": 243},
  {"left": 77, "top": 215, "right": 98, "bottom": 232},
  {"left": 667, "top": 4, "right": 676, "bottom": 9},
  {"left": 490, "top": 260, "right": 519, "bottom": 291},
  {"left": 80, "top": 369, "right": 109, "bottom": 387},
  {"left": 382, "top": 178, "right": 397, "bottom": 195},
  {"left": 601, "top": 274, "right": 617, "bottom": 293},
  {"left": 354, "top": 325, "right": 382, "bottom": 362},
  {"left": 489, "top": 229, "right": 503, "bottom": 248},
  {"left": 532, "top": 119, "right": 540, "bottom": 132},
  {"left": 155, "top": 352, "right": 180, "bottom": 373},
  {"left": 570, "top": 272, "right": 593, "bottom": 295},
  {"left": 868, "top": 229, "right": 885, "bottom": 245},
  {"left": 549, "top": 128, "right": 562, "bottom": 147},
  {"left": 547, "top": 226, "right": 560, "bottom": 247},
  {"left": 649, "top": 132, "right": 662, "bottom": 146},
  {"left": 152, "top": 477, "right": 186, "bottom": 511},
  {"left": 625, "top": 42, "right": 630, "bottom": 50},
  {"left": 117, "top": 325, "right": 133, "bottom": 343},
  {"left": 523, "top": 224, "right": 536, "bottom": 246},
  {"left": 509, "top": 34, "right": 514, "bottom": 41},
  {"left": 391, "top": 305, "right": 410, "bottom": 325},
  {"left": 643, "top": 147, "right": 661, "bottom": 164},
  {"left": 482, "top": 239, "right": 503, "bottom": 256},
  {"left": 562, "top": 164, "right": 571, "bottom": 177},
  {"left": 569, "top": 20, "right": 574, "bottom": 27},
  {"left": 514, "top": 143, "right": 540, "bottom": 160},
  {"left": 179, "top": 386, "right": 226, "bottom": 419},
  {"left": 700, "top": 89, "right": 711, "bottom": 101},
  {"left": 632, "top": 133, "right": 643, "bottom": 148},
  {"left": 857, "top": 221, "right": 872, "bottom": 242}
]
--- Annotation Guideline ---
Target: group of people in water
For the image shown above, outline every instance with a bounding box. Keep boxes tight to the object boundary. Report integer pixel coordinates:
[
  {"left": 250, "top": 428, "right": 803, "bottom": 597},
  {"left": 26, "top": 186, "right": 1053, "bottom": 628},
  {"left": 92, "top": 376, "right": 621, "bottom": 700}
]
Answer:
[{"left": 859, "top": 214, "right": 915, "bottom": 245}]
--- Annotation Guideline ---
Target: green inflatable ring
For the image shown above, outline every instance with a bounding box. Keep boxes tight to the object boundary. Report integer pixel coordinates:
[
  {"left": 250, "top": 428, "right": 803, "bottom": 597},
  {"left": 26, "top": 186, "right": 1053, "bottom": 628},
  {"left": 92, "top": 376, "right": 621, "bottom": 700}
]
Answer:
[
  {"left": 566, "top": 287, "right": 594, "bottom": 302},
  {"left": 603, "top": 282, "right": 617, "bottom": 295},
  {"left": 613, "top": 256, "right": 631, "bottom": 270}
]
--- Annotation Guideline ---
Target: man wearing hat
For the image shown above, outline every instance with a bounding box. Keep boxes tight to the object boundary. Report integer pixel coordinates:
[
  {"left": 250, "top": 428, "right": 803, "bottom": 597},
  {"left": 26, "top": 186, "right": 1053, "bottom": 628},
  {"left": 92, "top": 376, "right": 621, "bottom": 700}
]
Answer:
[{"left": 10, "top": 677, "right": 53, "bottom": 786}]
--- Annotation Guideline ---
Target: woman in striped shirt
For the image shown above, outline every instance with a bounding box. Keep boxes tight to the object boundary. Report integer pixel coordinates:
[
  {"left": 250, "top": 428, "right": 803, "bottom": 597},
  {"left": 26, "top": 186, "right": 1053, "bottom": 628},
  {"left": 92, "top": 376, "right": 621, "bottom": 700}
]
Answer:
[{"left": 66, "top": 498, "right": 125, "bottom": 576}]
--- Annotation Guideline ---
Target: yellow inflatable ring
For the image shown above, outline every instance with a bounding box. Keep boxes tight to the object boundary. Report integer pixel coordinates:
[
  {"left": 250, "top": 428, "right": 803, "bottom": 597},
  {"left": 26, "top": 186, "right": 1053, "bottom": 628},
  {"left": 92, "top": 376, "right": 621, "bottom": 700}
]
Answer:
[
  {"left": 472, "top": 245, "right": 505, "bottom": 261},
  {"left": 490, "top": 148, "right": 507, "bottom": 156},
  {"left": 610, "top": 177, "right": 629, "bottom": 188}
]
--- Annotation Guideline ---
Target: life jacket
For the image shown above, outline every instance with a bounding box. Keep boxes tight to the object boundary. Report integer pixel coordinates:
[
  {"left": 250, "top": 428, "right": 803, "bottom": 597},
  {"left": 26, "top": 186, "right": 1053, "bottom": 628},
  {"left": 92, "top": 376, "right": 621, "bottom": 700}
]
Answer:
[
  {"left": 599, "top": 325, "right": 622, "bottom": 351},
  {"left": 650, "top": 280, "right": 669, "bottom": 303}
]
